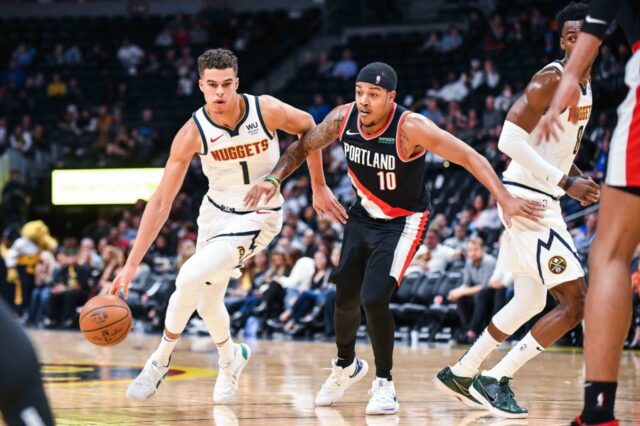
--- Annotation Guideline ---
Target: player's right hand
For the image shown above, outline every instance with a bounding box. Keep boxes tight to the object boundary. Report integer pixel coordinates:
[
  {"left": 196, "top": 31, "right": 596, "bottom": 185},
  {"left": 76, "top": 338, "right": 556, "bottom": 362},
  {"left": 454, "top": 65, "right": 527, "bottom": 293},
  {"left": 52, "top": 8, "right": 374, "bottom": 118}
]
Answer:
[
  {"left": 109, "top": 264, "right": 137, "bottom": 300},
  {"left": 244, "top": 181, "right": 279, "bottom": 209},
  {"left": 565, "top": 176, "right": 600, "bottom": 206},
  {"left": 501, "top": 196, "right": 545, "bottom": 228}
]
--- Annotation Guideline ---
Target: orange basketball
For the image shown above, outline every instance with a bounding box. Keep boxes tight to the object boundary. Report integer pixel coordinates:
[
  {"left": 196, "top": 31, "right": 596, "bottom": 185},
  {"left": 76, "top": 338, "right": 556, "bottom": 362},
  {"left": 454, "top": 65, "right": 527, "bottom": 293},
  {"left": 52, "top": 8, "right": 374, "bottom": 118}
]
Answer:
[{"left": 79, "top": 295, "right": 132, "bottom": 346}]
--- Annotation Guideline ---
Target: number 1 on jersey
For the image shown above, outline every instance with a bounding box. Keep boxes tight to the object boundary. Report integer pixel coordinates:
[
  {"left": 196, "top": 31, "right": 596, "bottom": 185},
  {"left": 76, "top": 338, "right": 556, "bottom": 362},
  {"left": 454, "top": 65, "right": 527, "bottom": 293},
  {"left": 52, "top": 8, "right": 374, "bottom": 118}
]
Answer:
[
  {"left": 377, "top": 171, "right": 396, "bottom": 191},
  {"left": 239, "top": 161, "right": 250, "bottom": 184}
]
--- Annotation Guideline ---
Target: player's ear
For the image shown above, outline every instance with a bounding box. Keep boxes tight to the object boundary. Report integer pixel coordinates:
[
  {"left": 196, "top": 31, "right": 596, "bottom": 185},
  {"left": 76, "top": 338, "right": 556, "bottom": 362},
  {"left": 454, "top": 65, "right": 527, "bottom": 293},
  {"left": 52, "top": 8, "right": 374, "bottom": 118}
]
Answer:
[
  {"left": 235, "top": 77, "right": 240, "bottom": 90},
  {"left": 388, "top": 90, "right": 396, "bottom": 103},
  {"left": 559, "top": 36, "right": 565, "bottom": 51},
  {"left": 198, "top": 78, "right": 204, "bottom": 93}
]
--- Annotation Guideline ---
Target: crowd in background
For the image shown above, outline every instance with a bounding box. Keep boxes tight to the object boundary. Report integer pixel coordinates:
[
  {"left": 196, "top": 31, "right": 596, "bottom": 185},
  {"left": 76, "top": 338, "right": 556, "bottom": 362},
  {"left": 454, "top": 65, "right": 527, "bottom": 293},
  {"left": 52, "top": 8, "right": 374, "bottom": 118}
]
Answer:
[{"left": 1, "top": 3, "right": 640, "bottom": 348}]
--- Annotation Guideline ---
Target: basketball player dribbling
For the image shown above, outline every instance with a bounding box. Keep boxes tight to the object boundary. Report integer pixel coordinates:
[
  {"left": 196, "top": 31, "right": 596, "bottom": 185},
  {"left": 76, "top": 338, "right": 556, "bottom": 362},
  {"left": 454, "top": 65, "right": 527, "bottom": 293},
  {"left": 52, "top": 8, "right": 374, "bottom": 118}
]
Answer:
[
  {"left": 245, "top": 62, "right": 543, "bottom": 414},
  {"left": 109, "top": 48, "right": 346, "bottom": 403},
  {"left": 538, "top": 1, "right": 640, "bottom": 424},
  {"left": 434, "top": 3, "right": 601, "bottom": 419}
]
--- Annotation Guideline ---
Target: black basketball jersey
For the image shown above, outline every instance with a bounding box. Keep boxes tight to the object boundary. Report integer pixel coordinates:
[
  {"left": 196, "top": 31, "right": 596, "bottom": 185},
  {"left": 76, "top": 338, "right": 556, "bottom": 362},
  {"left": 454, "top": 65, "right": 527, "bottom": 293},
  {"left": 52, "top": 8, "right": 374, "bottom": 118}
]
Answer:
[{"left": 338, "top": 102, "right": 431, "bottom": 220}]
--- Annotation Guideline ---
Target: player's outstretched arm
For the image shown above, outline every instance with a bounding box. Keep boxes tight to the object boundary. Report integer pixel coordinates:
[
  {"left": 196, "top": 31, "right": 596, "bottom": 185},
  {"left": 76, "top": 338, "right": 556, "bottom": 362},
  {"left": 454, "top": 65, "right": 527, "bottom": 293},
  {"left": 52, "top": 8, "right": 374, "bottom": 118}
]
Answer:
[
  {"left": 258, "top": 97, "right": 347, "bottom": 223},
  {"left": 110, "top": 119, "right": 201, "bottom": 299},
  {"left": 243, "top": 104, "right": 348, "bottom": 209},
  {"left": 401, "top": 114, "right": 544, "bottom": 227}
]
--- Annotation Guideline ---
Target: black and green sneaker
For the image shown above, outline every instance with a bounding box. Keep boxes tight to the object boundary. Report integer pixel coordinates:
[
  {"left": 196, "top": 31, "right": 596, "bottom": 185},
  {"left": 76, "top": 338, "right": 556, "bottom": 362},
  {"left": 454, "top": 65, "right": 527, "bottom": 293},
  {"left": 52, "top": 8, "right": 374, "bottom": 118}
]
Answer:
[
  {"left": 469, "top": 375, "right": 528, "bottom": 419},
  {"left": 433, "top": 367, "right": 485, "bottom": 409}
]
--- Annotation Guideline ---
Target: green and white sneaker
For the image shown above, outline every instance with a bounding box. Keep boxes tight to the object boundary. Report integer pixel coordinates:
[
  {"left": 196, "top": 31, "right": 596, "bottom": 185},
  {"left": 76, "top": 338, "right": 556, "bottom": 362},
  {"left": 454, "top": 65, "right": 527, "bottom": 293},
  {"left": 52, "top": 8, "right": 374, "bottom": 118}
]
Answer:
[
  {"left": 469, "top": 375, "right": 528, "bottom": 419},
  {"left": 213, "top": 343, "right": 251, "bottom": 404},
  {"left": 433, "top": 367, "right": 485, "bottom": 409}
]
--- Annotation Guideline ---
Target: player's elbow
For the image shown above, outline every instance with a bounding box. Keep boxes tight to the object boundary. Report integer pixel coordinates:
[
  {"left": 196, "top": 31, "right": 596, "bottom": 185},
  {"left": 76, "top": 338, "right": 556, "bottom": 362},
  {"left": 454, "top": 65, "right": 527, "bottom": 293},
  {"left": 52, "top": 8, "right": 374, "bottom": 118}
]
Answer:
[{"left": 301, "top": 112, "right": 315, "bottom": 132}]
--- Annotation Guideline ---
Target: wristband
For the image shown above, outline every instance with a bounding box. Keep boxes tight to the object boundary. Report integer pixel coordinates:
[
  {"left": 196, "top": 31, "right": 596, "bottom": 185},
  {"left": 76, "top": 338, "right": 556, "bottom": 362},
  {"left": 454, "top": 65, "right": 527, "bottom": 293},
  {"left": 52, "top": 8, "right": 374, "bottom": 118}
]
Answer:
[
  {"left": 265, "top": 175, "right": 281, "bottom": 188},
  {"left": 561, "top": 176, "right": 577, "bottom": 191}
]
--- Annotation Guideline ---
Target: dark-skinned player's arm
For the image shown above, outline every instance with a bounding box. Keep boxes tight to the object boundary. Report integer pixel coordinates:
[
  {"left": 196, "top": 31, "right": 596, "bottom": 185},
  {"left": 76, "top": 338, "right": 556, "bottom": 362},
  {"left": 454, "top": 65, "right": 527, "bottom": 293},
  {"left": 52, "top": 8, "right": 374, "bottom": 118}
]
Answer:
[
  {"left": 537, "top": 0, "right": 622, "bottom": 143},
  {"left": 109, "top": 119, "right": 201, "bottom": 299},
  {"left": 500, "top": 71, "right": 599, "bottom": 206},
  {"left": 244, "top": 104, "right": 348, "bottom": 210},
  {"left": 258, "top": 96, "right": 347, "bottom": 224},
  {"left": 400, "top": 113, "right": 544, "bottom": 227}
]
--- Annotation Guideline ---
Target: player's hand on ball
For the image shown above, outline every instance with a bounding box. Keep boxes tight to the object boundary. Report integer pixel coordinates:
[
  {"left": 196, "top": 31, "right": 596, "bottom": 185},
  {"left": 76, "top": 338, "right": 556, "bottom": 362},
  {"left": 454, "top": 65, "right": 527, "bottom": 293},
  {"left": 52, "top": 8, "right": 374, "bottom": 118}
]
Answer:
[
  {"left": 566, "top": 176, "right": 600, "bottom": 206},
  {"left": 501, "top": 196, "right": 544, "bottom": 227},
  {"left": 244, "top": 181, "right": 278, "bottom": 209},
  {"left": 312, "top": 184, "right": 348, "bottom": 224},
  {"left": 109, "top": 264, "right": 137, "bottom": 299}
]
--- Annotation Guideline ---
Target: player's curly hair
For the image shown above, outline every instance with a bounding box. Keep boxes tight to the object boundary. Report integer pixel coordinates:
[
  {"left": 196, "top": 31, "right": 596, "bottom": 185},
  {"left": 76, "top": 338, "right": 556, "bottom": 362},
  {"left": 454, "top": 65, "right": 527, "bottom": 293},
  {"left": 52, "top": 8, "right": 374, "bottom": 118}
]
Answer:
[
  {"left": 197, "top": 48, "right": 238, "bottom": 77},
  {"left": 556, "top": 2, "right": 588, "bottom": 33}
]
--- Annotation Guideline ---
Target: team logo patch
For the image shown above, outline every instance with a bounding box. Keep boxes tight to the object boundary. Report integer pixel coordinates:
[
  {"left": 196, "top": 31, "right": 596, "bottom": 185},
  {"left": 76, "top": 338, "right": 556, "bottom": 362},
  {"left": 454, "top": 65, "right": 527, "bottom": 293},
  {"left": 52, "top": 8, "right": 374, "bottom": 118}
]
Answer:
[
  {"left": 237, "top": 246, "right": 246, "bottom": 260},
  {"left": 40, "top": 362, "right": 215, "bottom": 386},
  {"left": 548, "top": 255, "right": 567, "bottom": 274}
]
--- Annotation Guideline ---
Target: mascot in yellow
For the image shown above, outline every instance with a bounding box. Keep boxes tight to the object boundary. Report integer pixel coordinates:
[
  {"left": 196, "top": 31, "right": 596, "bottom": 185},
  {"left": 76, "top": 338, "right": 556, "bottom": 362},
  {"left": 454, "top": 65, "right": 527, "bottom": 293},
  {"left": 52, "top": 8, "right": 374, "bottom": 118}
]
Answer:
[{"left": 4, "top": 220, "right": 57, "bottom": 314}]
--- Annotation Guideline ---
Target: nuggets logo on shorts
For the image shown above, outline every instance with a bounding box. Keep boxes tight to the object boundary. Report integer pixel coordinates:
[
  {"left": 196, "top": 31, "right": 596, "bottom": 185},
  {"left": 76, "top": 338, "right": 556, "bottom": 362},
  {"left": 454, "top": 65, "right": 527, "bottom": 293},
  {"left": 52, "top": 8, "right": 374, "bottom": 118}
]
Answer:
[
  {"left": 548, "top": 255, "right": 567, "bottom": 274},
  {"left": 237, "top": 246, "right": 246, "bottom": 259}
]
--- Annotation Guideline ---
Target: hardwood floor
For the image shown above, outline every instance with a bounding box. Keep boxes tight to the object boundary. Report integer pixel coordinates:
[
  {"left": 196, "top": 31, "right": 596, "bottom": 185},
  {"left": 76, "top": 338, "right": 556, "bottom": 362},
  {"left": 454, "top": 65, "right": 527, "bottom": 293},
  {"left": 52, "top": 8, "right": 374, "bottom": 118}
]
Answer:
[{"left": 20, "top": 330, "right": 640, "bottom": 425}]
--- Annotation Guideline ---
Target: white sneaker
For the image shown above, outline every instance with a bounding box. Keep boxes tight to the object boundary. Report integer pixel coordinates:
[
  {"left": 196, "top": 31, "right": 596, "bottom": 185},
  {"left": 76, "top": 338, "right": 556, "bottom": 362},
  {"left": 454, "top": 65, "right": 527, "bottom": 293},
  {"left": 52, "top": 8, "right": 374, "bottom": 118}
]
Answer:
[
  {"left": 365, "top": 378, "right": 399, "bottom": 415},
  {"left": 125, "top": 357, "right": 170, "bottom": 401},
  {"left": 315, "top": 358, "right": 369, "bottom": 406},
  {"left": 213, "top": 343, "right": 251, "bottom": 404}
]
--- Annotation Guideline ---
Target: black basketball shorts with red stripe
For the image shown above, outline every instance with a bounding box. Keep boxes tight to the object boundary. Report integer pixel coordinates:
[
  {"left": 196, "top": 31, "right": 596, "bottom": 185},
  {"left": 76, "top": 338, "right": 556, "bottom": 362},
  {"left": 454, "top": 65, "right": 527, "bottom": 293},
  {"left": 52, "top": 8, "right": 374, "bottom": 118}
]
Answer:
[{"left": 330, "top": 202, "right": 428, "bottom": 379}]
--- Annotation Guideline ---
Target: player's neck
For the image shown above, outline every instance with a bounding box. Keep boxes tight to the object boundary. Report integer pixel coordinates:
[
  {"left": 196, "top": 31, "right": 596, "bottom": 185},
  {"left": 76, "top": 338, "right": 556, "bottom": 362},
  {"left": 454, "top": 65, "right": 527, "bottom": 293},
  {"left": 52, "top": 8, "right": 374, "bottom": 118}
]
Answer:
[
  {"left": 205, "top": 94, "right": 245, "bottom": 129},
  {"left": 359, "top": 105, "right": 394, "bottom": 136}
]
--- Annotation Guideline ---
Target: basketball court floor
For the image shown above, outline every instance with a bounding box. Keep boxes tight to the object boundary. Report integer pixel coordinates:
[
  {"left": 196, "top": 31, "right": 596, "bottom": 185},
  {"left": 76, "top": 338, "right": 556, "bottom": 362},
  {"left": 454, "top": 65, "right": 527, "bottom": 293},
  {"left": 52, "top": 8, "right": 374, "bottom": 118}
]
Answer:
[{"left": 24, "top": 330, "right": 640, "bottom": 425}]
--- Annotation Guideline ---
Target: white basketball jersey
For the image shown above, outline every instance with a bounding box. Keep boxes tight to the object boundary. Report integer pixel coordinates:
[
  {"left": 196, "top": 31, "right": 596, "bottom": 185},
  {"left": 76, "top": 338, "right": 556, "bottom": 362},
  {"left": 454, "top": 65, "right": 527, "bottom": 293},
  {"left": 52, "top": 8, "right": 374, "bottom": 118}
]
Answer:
[
  {"left": 192, "top": 94, "right": 284, "bottom": 209},
  {"left": 502, "top": 61, "right": 593, "bottom": 198}
]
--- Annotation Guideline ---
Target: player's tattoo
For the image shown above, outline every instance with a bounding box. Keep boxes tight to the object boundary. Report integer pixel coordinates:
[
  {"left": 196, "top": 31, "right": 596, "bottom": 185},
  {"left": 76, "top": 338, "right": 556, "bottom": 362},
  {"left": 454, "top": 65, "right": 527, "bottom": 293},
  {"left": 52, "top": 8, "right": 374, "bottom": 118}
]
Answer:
[
  {"left": 271, "top": 106, "right": 345, "bottom": 180},
  {"left": 399, "top": 127, "right": 411, "bottom": 158}
]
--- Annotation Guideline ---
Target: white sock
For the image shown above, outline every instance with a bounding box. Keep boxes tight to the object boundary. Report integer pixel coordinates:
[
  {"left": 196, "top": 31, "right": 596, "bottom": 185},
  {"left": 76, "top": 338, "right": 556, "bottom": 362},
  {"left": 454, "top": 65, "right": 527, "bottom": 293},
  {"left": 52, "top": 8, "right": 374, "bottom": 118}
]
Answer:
[
  {"left": 151, "top": 333, "right": 179, "bottom": 365},
  {"left": 484, "top": 332, "right": 544, "bottom": 379},
  {"left": 216, "top": 336, "right": 235, "bottom": 364},
  {"left": 450, "top": 328, "right": 500, "bottom": 377}
]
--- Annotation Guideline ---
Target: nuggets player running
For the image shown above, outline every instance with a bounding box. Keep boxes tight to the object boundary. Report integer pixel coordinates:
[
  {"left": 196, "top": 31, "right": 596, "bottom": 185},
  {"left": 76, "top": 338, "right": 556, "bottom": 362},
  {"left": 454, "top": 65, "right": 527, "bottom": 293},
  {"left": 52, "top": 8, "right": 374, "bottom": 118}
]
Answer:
[
  {"left": 109, "top": 49, "right": 343, "bottom": 403},
  {"left": 434, "top": 3, "right": 600, "bottom": 419},
  {"left": 539, "top": 1, "right": 640, "bottom": 424},
  {"left": 245, "top": 62, "right": 542, "bottom": 415}
]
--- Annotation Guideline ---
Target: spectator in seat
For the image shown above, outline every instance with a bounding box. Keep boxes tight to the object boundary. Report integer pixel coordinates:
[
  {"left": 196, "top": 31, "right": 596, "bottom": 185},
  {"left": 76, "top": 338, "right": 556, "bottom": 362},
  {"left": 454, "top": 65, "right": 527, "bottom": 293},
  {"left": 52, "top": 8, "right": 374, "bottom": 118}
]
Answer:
[
  {"left": 447, "top": 238, "right": 497, "bottom": 342},
  {"left": 47, "top": 249, "right": 91, "bottom": 328},
  {"left": 444, "top": 224, "right": 470, "bottom": 254},
  {"left": 46, "top": 73, "right": 67, "bottom": 98},
  {"left": 408, "top": 229, "right": 457, "bottom": 274},
  {"left": 117, "top": 38, "right": 145, "bottom": 75},
  {"left": 308, "top": 94, "right": 330, "bottom": 124},
  {"left": 572, "top": 213, "right": 598, "bottom": 253},
  {"left": 332, "top": 49, "right": 357, "bottom": 80}
]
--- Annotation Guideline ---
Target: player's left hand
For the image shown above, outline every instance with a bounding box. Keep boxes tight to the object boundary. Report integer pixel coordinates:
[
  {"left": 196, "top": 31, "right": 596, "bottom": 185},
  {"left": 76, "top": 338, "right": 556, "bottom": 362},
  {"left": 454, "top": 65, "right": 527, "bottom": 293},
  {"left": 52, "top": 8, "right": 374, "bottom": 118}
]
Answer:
[
  {"left": 501, "top": 196, "right": 545, "bottom": 228},
  {"left": 536, "top": 75, "right": 580, "bottom": 144},
  {"left": 312, "top": 184, "right": 348, "bottom": 224},
  {"left": 244, "top": 181, "right": 279, "bottom": 209}
]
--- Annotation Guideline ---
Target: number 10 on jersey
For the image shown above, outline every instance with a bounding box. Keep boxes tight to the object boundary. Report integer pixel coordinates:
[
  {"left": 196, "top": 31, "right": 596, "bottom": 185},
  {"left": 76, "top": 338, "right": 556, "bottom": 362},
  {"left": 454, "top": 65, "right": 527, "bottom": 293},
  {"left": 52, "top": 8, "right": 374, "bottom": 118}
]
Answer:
[{"left": 377, "top": 171, "right": 396, "bottom": 190}]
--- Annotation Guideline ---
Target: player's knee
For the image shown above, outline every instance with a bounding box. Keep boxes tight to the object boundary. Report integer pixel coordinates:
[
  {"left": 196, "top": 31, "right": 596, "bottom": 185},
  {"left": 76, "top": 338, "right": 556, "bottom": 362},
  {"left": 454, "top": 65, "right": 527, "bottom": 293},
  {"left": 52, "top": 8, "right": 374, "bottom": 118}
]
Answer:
[
  {"left": 558, "top": 293, "right": 585, "bottom": 326},
  {"left": 197, "top": 301, "right": 226, "bottom": 321}
]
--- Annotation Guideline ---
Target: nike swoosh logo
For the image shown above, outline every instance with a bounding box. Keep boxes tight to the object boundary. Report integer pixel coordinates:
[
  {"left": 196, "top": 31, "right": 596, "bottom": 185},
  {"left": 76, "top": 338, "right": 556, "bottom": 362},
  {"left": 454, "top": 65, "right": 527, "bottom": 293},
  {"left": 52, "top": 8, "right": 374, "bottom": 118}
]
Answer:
[
  {"left": 345, "top": 129, "right": 359, "bottom": 136},
  {"left": 451, "top": 378, "right": 472, "bottom": 396},
  {"left": 478, "top": 383, "right": 497, "bottom": 402},
  {"left": 585, "top": 15, "right": 607, "bottom": 25},
  {"left": 349, "top": 360, "right": 362, "bottom": 379},
  {"left": 210, "top": 134, "right": 224, "bottom": 143}
]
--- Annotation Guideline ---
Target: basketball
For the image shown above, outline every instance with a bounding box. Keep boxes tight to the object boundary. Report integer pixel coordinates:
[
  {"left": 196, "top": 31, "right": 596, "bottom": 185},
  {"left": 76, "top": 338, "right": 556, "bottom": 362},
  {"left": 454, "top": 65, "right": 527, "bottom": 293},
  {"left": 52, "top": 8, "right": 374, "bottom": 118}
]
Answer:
[{"left": 79, "top": 295, "right": 132, "bottom": 346}]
